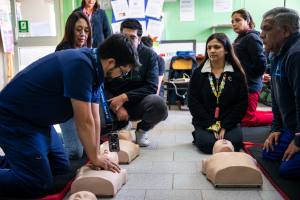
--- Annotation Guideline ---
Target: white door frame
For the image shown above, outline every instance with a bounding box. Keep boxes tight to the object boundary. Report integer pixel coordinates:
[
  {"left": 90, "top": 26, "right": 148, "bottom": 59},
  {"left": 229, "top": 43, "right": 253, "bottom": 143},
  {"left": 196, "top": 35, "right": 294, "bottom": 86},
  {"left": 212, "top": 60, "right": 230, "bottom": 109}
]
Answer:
[{"left": 10, "top": 0, "right": 62, "bottom": 74}]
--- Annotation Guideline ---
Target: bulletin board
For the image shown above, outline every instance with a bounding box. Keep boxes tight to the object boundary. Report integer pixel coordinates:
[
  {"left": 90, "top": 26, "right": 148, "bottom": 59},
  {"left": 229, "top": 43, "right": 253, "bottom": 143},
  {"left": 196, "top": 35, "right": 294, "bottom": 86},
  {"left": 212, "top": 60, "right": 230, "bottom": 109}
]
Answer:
[
  {"left": 111, "top": 0, "right": 160, "bottom": 25},
  {"left": 111, "top": 0, "right": 163, "bottom": 39}
]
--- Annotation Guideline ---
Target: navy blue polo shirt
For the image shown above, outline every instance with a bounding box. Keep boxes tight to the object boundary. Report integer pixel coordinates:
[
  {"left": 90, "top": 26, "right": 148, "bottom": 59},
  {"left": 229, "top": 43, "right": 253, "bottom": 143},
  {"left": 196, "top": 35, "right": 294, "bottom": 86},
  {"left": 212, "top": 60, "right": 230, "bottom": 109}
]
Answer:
[{"left": 0, "top": 47, "right": 104, "bottom": 127}]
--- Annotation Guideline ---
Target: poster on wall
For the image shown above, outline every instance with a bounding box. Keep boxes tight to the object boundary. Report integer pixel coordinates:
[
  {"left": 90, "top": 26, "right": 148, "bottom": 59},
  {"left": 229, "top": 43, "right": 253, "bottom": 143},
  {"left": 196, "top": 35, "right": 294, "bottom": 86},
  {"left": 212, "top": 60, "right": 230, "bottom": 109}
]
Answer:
[
  {"left": 129, "top": 0, "right": 145, "bottom": 18},
  {"left": 145, "top": 0, "right": 164, "bottom": 19},
  {"left": 0, "top": 5, "right": 14, "bottom": 52},
  {"left": 147, "top": 19, "right": 163, "bottom": 41},
  {"left": 111, "top": 0, "right": 130, "bottom": 21},
  {"left": 213, "top": 0, "right": 232, "bottom": 13},
  {"left": 100, "top": 0, "right": 112, "bottom": 10},
  {"left": 180, "top": 0, "right": 194, "bottom": 21}
]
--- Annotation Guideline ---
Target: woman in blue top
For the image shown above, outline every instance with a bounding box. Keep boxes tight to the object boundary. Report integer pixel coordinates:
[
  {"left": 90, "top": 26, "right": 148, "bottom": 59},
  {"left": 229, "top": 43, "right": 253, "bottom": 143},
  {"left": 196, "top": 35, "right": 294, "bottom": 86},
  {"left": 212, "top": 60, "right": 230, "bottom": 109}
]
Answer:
[{"left": 74, "top": 0, "right": 111, "bottom": 48}]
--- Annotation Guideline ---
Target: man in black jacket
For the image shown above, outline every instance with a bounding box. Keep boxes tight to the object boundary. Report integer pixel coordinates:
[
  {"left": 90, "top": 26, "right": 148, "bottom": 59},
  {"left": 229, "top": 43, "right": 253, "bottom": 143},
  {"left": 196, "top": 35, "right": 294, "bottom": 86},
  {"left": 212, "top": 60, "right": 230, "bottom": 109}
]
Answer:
[{"left": 104, "top": 19, "right": 167, "bottom": 147}]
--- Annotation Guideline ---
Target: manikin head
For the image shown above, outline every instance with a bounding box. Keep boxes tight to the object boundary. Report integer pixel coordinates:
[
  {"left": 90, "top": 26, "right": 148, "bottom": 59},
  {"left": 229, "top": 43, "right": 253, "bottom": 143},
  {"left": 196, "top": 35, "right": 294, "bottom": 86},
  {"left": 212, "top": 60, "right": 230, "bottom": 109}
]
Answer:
[
  {"left": 231, "top": 9, "right": 255, "bottom": 34},
  {"left": 69, "top": 191, "right": 97, "bottom": 200},
  {"left": 212, "top": 139, "right": 235, "bottom": 154},
  {"left": 97, "top": 33, "right": 141, "bottom": 82},
  {"left": 120, "top": 19, "right": 143, "bottom": 49},
  {"left": 260, "top": 7, "right": 299, "bottom": 54}
]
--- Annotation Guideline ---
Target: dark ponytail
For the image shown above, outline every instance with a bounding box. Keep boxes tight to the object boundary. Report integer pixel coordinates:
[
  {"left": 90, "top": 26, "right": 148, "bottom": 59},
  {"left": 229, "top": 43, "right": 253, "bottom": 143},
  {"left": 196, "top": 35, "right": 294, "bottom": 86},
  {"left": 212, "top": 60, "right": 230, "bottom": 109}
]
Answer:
[{"left": 232, "top": 9, "right": 255, "bottom": 29}]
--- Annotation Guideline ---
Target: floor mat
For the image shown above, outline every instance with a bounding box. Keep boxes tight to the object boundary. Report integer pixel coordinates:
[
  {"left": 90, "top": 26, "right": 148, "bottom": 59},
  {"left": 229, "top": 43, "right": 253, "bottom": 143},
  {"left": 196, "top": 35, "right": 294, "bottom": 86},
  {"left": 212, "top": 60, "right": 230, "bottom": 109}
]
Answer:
[
  {"left": 245, "top": 145, "right": 300, "bottom": 200},
  {"left": 2, "top": 152, "right": 90, "bottom": 200},
  {"left": 242, "top": 126, "right": 271, "bottom": 144}
]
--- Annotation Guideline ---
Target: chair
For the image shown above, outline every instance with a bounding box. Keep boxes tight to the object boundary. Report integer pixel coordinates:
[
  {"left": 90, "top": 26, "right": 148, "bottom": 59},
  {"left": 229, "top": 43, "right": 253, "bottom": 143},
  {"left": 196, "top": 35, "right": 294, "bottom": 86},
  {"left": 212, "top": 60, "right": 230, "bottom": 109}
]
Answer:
[{"left": 165, "top": 56, "right": 198, "bottom": 110}]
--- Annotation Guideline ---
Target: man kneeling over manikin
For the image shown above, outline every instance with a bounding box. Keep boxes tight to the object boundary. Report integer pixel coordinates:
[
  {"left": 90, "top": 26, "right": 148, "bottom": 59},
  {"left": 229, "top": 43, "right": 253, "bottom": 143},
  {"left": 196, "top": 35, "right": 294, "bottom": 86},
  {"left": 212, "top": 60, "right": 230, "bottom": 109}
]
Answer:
[{"left": 202, "top": 139, "right": 263, "bottom": 187}]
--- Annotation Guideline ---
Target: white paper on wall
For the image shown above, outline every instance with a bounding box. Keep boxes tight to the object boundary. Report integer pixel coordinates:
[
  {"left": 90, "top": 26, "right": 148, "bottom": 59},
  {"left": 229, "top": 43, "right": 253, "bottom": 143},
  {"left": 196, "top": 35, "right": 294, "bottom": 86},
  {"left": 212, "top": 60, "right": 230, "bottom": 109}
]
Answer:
[
  {"left": 145, "top": 0, "right": 164, "bottom": 19},
  {"left": 213, "top": 0, "right": 232, "bottom": 13},
  {"left": 111, "top": 21, "right": 122, "bottom": 33},
  {"left": 147, "top": 19, "right": 163, "bottom": 41},
  {"left": 111, "top": 0, "right": 130, "bottom": 21},
  {"left": 129, "top": 0, "right": 145, "bottom": 18},
  {"left": 180, "top": 0, "right": 194, "bottom": 22}
]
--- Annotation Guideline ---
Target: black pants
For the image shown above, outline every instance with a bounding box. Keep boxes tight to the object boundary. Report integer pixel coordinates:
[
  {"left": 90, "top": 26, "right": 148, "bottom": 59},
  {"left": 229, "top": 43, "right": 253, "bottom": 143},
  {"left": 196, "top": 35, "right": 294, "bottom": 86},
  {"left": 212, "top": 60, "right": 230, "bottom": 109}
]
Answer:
[
  {"left": 100, "top": 94, "right": 167, "bottom": 132},
  {"left": 193, "top": 124, "right": 243, "bottom": 154}
]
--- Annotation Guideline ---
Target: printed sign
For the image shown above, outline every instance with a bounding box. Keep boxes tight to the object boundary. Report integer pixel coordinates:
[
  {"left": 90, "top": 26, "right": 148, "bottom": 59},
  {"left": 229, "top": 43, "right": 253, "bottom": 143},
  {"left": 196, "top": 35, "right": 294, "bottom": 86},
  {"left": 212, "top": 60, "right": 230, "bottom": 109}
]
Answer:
[{"left": 18, "top": 20, "right": 29, "bottom": 33}]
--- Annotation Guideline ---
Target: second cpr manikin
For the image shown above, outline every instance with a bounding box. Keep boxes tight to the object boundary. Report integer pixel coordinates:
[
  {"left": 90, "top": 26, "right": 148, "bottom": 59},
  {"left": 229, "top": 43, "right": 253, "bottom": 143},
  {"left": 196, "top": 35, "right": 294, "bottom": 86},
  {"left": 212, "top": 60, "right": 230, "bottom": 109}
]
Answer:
[{"left": 202, "top": 140, "right": 263, "bottom": 187}]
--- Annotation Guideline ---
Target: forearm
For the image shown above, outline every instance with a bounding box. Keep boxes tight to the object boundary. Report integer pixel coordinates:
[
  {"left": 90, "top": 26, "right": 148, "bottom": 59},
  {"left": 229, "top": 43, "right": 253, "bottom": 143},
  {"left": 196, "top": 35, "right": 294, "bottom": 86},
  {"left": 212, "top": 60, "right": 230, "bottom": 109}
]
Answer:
[
  {"left": 74, "top": 118, "right": 98, "bottom": 164},
  {"left": 156, "top": 76, "right": 163, "bottom": 95}
]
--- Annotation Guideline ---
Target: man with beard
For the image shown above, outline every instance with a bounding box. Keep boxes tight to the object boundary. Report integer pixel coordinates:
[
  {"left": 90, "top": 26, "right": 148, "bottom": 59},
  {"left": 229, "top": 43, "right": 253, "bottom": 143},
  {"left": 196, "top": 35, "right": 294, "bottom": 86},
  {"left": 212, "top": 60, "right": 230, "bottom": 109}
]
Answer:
[
  {"left": 104, "top": 19, "right": 167, "bottom": 147},
  {"left": 0, "top": 34, "right": 141, "bottom": 198}
]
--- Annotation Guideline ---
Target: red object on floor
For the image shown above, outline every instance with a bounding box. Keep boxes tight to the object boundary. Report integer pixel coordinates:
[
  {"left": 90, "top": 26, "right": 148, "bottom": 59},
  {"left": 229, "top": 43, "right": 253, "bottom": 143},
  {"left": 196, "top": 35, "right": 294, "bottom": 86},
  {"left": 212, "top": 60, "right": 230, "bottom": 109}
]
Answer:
[
  {"left": 242, "top": 142, "right": 289, "bottom": 200},
  {"left": 242, "top": 91, "right": 273, "bottom": 127},
  {"left": 39, "top": 161, "right": 92, "bottom": 200}
]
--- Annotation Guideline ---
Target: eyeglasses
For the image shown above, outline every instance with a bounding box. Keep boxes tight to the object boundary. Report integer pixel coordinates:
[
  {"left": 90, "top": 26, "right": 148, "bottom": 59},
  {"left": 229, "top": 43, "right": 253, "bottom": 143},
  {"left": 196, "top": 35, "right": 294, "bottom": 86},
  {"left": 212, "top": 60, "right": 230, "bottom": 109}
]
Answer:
[{"left": 118, "top": 65, "right": 130, "bottom": 77}]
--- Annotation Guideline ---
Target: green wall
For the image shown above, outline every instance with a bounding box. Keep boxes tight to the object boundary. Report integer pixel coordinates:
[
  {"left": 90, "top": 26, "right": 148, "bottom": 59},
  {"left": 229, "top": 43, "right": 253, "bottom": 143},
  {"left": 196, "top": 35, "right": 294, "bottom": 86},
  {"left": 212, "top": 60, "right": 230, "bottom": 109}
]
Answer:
[
  {"left": 162, "top": 0, "right": 285, "bottom": 43},
  {"left": 61, "top": 0, "right": 300, "bottom": 43}
]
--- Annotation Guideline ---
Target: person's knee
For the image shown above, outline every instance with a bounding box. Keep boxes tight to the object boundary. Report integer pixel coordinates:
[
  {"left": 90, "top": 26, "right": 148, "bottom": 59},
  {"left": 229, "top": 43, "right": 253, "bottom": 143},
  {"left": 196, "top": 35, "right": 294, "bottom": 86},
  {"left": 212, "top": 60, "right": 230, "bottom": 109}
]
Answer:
[
  {"left": 195, "top": 139, "right": 214, "bottom": 154},
  {"left": 230, "top": 140, "right": 242, "bottom": 152},
  {"left": 279, "top": 164, "right": 294, "bottom": 179},
  {"left": 67, "top": 147, "right": 83, "bottom": 160},
  {"left": 144, "top": 95, "right": 167, "bottom": 120}
]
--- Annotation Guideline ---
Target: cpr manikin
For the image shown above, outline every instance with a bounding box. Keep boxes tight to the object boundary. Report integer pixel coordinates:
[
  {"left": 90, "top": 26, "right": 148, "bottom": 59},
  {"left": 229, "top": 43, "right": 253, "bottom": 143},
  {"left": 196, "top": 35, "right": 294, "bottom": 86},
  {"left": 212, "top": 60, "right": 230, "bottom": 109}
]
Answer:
[
  {"left": 70, "top": 150, "right": 128, "bottom": 197},
  {"left": 69, "top": 191, "right": 97, "bottom": 200},
  {"left": 101, "top": 139, "right": 140, "bottom": 164},
  {"left": 118, "top": 130, "right": 133, "bottom": 142},
  {"left": 202, "top": 140, "right": 263, "bottom": 187}
]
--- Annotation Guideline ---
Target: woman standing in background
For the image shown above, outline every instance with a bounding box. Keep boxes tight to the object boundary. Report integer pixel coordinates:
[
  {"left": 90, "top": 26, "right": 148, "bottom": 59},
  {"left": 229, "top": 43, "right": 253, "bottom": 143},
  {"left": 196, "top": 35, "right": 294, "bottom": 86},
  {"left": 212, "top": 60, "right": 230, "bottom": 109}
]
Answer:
[
  {"left": 74, "top": 0, "right": 111, "bottom": 48},
  {"left": 55, "top": 11, "right": 91, "bottom": 159},
  {"left": 231, "top": 9, "right": 273, "bottom": 127}
]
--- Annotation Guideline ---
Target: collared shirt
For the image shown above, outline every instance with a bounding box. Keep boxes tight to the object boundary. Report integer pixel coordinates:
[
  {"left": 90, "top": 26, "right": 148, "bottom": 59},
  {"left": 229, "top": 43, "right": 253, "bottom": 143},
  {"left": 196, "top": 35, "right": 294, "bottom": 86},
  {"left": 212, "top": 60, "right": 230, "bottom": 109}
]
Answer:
[
  {"left": 201, "top": 59, "right": 234, "bottom": 74},
  {"left": 0, "top": 47, "right": 104, "bottom": 127}
]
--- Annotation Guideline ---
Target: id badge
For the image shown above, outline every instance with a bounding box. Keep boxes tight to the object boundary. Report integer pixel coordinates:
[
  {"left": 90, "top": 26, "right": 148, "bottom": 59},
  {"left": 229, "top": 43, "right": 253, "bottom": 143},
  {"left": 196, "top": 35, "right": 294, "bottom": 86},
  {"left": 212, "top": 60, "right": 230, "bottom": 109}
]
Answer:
[{"left": 108, "top": 132, "right": 120, "bottom": 152}]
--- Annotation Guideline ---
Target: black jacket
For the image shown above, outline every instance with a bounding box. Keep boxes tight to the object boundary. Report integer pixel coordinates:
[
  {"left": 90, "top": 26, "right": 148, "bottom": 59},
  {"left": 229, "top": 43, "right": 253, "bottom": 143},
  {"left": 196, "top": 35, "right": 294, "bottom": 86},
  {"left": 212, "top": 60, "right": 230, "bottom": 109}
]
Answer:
[
  {"left": 104, "top": 42, "right": 158, "bottom": 102},
  {"left": 55, "top": 42, "right": 73, "bottom": 52},
  {"left": 74, "top": 7, "right": 111, "bottom": 48},
  {"left": 269, "top": 32, "right": 300, "bottom": 147},
  {"left": 188, "top": 60, "right": 248, "bottom": 130},
  {"left": 233, "top": 30, "right": 267, "bottom": 92}
]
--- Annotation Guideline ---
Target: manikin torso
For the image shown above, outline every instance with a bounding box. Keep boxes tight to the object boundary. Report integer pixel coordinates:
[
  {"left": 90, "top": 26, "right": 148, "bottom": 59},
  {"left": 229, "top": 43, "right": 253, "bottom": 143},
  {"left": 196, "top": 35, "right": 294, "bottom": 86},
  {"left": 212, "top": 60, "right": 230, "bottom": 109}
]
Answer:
[{"left": 202, "top": 140, "right": 263, "bottom": 187}]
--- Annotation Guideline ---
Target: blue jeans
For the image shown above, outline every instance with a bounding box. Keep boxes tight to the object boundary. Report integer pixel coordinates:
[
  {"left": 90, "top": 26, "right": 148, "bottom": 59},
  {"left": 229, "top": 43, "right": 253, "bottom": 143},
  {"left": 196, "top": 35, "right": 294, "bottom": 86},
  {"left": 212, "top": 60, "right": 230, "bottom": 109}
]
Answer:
[
  {"left": 59, "top": 117, "right": 83, "bottom": 160},
  {"left": 262, "top": 129, "right": 300, "bottom": 179},
  {"left": 0, "top": 124, "right": 69, "bottom": 198}
]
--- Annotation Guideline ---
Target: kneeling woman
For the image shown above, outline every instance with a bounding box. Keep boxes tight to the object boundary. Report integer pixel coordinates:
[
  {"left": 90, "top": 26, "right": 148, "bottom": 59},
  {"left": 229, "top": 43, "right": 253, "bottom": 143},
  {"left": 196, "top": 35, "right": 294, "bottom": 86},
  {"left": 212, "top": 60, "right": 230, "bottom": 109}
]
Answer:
[{"left": 188, "top": 33, "right": 248, "bottom": 154}]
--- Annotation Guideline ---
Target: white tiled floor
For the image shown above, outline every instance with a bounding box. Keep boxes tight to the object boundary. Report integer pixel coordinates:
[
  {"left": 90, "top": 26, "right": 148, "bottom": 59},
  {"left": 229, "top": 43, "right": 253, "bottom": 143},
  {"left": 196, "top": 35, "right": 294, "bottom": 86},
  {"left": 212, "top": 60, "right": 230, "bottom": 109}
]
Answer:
[{"left": 61, "top": 103, "right": 284, "bottom": 200}]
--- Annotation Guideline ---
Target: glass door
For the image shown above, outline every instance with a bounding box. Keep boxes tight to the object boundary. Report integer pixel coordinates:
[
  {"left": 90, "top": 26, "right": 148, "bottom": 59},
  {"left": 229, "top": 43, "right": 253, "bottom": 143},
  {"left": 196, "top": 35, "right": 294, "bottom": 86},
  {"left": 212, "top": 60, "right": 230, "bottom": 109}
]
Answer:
[{"left": 10, "top": 0, "right": 62, "bottom": 73}]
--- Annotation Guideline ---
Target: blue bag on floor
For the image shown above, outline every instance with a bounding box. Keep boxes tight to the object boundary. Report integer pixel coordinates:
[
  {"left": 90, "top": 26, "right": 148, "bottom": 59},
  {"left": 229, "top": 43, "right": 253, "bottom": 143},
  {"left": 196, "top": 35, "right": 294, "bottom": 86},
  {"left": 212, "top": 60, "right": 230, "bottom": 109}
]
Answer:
[{"left": 176, "top": 51, "right": 196, "bottom": 56}]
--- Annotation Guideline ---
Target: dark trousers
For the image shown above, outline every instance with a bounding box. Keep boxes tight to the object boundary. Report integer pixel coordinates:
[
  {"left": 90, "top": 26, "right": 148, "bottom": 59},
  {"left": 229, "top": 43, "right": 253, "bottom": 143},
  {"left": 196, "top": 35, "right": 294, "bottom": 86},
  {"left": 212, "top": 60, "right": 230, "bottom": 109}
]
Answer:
[
  {"left": 193, "top": 124, "right": 243, "bottom": 154},
  {"left": 262, "top": 129, "right": 300, "bottom": 179},
  {"left": 111, "top": 94, "right": 167, "bottom": 131},
  {"left": 0, "top": 124, "right": 69, "bottom": 198}
]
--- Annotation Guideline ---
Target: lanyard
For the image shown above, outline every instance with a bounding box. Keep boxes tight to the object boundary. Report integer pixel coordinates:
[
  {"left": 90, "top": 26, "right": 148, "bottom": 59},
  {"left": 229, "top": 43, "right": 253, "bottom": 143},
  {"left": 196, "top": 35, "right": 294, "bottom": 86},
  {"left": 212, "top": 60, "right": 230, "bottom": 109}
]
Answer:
[
  {"left": 100, "top": 84, "right": 113, "bottom": 129},
  {"left": 208, "top": 73, "right": 227, "bottom": 118},
  {"left": 91, "top": 48, "right": 113, "bottom": 129},
  {"left": 83, "top": 7, "right": 93, "bottom": 22}
]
